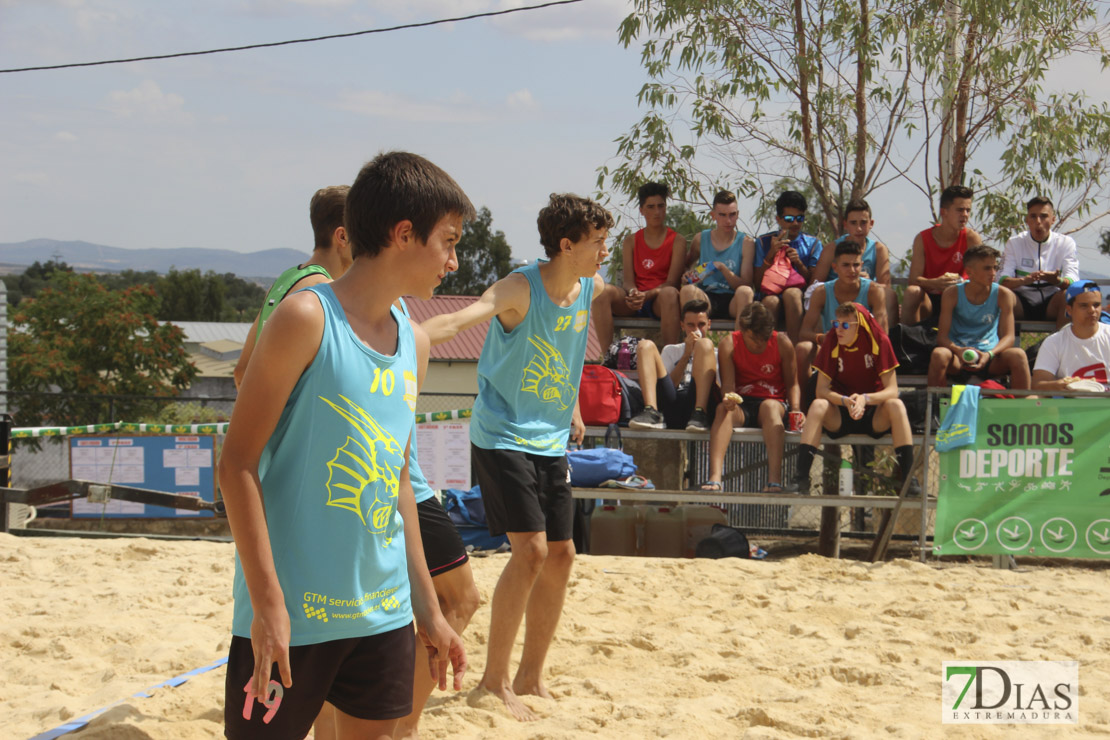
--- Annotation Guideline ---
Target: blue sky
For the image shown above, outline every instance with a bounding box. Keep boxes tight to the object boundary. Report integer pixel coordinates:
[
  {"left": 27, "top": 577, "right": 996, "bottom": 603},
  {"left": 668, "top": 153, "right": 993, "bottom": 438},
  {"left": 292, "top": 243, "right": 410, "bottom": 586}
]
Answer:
[{"left": 3, "top": 0, "right": 1109, "bottom": 274}]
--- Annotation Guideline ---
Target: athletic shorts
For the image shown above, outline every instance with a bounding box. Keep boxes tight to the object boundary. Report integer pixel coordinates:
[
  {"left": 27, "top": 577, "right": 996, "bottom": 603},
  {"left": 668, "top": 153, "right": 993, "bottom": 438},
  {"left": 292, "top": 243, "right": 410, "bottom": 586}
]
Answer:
[
  {"left": 706, "top": 291, "right": 733, "bottom": 320},
  {"left": 1013, "top": 284, "right": 1061, "bottom": 321},
  {"left": 224, "top": 624, "right": 415, "bottom": 739},
  {"left": 635, "top": 297, "right": 657, "bottom": 318},
  {"left": 826, "top": 405, "right": 887, "bottom": 439},
  {"left": 470, "top": 445, "right": 573, "bottom": 541},
  {"left": 735, "top": 396, "right": 788, "bottom": 427},
  {"left": 418, "top": 496, "right": 469, "bottom": 576}
]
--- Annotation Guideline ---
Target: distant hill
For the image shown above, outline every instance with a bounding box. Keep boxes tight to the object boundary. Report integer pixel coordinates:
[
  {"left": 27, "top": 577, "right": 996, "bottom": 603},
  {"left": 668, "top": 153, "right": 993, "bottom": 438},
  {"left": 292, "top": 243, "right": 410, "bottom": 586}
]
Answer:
[{"left": 0, "top": 239, "right": 310, "bottom": 280}]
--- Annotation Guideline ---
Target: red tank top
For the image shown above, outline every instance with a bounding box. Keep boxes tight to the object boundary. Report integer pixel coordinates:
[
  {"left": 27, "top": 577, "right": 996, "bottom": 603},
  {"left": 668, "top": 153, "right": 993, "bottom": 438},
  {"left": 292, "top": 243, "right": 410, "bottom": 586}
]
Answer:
[
  {"left": 633, "top": 228, "right": 677, "bottom": 291},
  {"left": 920, "top": 226, "right": 968, "bottom": 292},
  {"left": 730, "top": 330, "right": 785, "bottom": 400}
]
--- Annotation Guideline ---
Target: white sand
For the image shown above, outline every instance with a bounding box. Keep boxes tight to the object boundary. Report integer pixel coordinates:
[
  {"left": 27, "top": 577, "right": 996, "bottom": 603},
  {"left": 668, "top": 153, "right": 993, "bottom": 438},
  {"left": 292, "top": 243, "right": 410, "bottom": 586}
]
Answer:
[{"left": 3, "top": 532, "right": 1109, "bottom": 738}]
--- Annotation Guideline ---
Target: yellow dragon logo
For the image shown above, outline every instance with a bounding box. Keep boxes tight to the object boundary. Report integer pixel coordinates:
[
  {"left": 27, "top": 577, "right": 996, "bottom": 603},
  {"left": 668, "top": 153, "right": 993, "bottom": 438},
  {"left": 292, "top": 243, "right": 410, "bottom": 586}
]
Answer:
[
  {"left": 520, "top": 336, "right": 576, "bottom": 410},
  {"left": 319, "top": 394, "right": 404, "bottom": 543}
]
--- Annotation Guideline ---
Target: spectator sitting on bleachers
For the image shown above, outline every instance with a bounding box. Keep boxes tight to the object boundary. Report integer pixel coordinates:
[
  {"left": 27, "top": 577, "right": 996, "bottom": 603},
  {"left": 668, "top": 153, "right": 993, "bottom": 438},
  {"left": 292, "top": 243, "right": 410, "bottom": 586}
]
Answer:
[
  {"left": 901, "top": 185, "right": 983, "bottom": 325},
  {"left": 791, "top": 302, "right": 919, "bottom": 495},
  {"left": 685, "top": 189, "right": 755, "bottom": 328},
  {"left": 1000, "top": 196, "right": 1079, "bottom": 330},
  {"left": 629, "top": 298, "right": 720, "bottom": 432},
  {"left": 795, "top": 237, "right": 889, "bottom": 387},
  {"left": 754, "top": 190, "right": 823, "bottom": 343},
  {"left": 700, "top": 303, "right": 800, "bottom": 492},
  {"left": 593, "top": 181, "right": 692, "bottom": 348},
  {"left": 1032, "top": 280, "right": 1110, "bottom": 391},
  {"left": 928, "top": 245, "right": 1031, "bottom": 390},
  {"left": 806, "top": 198, "right": 898, "bottom": 322}
]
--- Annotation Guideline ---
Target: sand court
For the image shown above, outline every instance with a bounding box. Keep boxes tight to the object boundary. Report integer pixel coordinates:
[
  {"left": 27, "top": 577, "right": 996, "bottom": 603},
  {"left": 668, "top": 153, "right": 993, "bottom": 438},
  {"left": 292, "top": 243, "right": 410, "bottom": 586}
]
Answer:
[{"left": 4, "top": 532, "right": 1109, "bottom": 738}]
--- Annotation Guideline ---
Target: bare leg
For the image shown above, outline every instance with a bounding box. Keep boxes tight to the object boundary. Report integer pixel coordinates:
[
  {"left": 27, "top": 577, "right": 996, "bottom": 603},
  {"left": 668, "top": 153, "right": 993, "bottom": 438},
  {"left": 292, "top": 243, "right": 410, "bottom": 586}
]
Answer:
[
  {"left": 591, "top": 284, "right": 635, "bottom": 355},
  {"left": 901, "top": 285, "right": 925, "bottom": 325},
  {"left": 706, "top": 403, "right": 740, "bottom": 485},
  {"left": 636, "top": 340, "right": 664, "bottom": 409},
  {"left": 782, "top": 287, "right": 804, "bottom": 343},
  {"left": 1049, "top": 290, "right": 1069, "bottom": 329},
  {"left": 928, "top": 347, "right": 955, "bottom": 388},
  {"left": 759, "top": 399, "right": 786, "bottom": 486},
  {"left": 314, "top": 702, "right": 337, "bottom": 740},
  {"left": 395, "top": 563, "right": 481, "bottom": 739},
  {"left": 477, "top": 531, "right": 549, "bottom": 722},
  {"left": 679, "top": 283, "right": 704, "bottom": 309},
  {"left": 872, "top": 398, "right": 912, "bottom": 448},
  {"left": 512, "top": 539, "right": 575, "bottom": 700},
  {"left": 883, "top": 283, "right": 899, "bottom": 327},
  {"left": 730, "top": 286, "right": 755, "bottom": 329},
  {"left": 992, "top": 348, "right": 1031, "bottom": 390},
  {"left": 333, "top": 704, "right": 398, "bottom": 740},
  {"left": 691, "top": 338, "right": 717, "bottom": 409},
  {"left": 654, "top": 285, "right": 682, "bottom": 345},
  {"left": 761, "top": 294, "right": 782, "bottom": 332},
  {"left": 794, "top": 341, "right": 815, "bottom": 386}
]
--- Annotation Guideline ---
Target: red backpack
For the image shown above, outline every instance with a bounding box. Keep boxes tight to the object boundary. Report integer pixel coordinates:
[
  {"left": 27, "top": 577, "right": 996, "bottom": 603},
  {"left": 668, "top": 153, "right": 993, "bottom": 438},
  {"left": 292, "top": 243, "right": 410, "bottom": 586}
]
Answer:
[{"left": 578, "top": 365, "right": 623, "bottom": 425}]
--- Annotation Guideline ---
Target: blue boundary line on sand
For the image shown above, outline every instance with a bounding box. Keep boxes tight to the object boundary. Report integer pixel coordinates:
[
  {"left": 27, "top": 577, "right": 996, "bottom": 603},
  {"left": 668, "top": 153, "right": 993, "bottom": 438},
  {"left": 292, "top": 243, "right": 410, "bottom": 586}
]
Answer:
[{"left": 27, "top": 656, "right": 228, "bottom": 740}]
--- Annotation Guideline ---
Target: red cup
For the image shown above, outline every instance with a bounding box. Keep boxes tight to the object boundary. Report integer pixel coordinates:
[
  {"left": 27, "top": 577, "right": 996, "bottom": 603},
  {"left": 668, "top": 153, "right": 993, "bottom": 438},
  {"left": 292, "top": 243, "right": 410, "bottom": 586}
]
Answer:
[{"left": 788, "top": 411, "right": 806, "bottom": 432}]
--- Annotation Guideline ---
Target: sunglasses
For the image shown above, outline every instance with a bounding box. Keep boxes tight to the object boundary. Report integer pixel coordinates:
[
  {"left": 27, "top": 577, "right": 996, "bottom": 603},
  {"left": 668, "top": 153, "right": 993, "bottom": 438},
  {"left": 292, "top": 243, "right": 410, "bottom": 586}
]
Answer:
[
  {"left": 831, "top": 320, "right": 857, "bottom": 329},
  {"left": 782, "top": 214, "right": 805, "bottom": 223}
]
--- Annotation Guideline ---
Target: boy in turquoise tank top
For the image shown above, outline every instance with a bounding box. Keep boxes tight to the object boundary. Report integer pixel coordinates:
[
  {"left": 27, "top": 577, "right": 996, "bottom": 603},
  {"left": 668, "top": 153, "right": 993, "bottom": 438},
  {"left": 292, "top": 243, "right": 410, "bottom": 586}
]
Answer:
[
  {"left": 219, "top": 152, "right": 472, "bottom": 740},
  {"left": 929, "top": 244, "right": 1031, "bottom": 390},
  {"left": 233, "top": 185, "right": 352, "bottom": 390},
  {"left": 423, "top": 193, "right": 612, "bottom": 722}
]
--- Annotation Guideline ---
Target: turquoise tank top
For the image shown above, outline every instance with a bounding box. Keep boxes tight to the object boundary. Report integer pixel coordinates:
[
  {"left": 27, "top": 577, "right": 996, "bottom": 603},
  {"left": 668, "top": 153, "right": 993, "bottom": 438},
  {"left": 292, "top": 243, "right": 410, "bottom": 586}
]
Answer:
[
  {"left": 949, "top": 282, "right": 1000, "bottom": 351},
  {"left": 232, "top": 284, "right": 418, "bottom": 645},
  {"left": 470, "top": 263, "right": 595, "bottom": 455},
  {"left": 697, "top": 229, "right": 746, "bottom": 294},
  {"left": 398, "top": 298, "right": 435, "bottom": 504},
  {"left": 834, "top": 234, "right": 878, "bottom": 279},
  {"left": 820, "top": 277, "right": 872, "bottom": 332}
]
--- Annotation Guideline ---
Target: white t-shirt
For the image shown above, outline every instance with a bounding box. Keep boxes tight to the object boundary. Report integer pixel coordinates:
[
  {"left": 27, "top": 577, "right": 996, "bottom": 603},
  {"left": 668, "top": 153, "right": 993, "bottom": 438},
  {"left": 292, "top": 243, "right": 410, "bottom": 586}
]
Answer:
[
  {"left": 1034, "top": 323, "right": 1110, "bottom": 387},
  {"left": 660, "top": 342, "right": 718, "bottom": 390}
]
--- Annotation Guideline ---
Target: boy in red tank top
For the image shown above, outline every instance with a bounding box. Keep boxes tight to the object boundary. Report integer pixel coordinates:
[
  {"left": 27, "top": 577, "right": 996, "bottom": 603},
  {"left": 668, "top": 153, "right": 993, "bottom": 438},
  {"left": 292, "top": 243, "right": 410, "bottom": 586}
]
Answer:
[
  {"left": 592, "top": 182, "right": 697, "bottom": 348},
  {"left": 701, "top": 303, "right": 801, "bottom": 492},
  {"left": 901, "top": 185, "right": 983, "bottom": 325}
]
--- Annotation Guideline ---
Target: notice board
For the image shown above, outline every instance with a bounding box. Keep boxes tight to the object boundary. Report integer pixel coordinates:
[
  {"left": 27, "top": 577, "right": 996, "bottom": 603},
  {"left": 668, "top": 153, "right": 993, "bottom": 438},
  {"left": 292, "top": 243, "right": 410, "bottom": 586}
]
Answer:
[{"left": 69, "top": 435, "right": 216, "bottom": 518}]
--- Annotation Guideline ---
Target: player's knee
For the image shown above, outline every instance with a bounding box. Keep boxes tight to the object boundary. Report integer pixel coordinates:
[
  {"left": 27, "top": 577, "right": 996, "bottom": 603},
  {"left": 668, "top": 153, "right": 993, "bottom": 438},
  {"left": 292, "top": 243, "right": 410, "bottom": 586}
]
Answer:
[
  {"left": 810, "top": 398, "right": 830, "bottom": 416},
  {"left": 545, "top": 541, "right": 576, "bottom": 571},
  {"left": 658, "top": 285, "right": 679, "bottom": 305},
  {"left": 637, "top": 338, "right": 658, "bottom": 357},
  {"left": 514, "top": 537, "right": 549, "bottom": 570}
]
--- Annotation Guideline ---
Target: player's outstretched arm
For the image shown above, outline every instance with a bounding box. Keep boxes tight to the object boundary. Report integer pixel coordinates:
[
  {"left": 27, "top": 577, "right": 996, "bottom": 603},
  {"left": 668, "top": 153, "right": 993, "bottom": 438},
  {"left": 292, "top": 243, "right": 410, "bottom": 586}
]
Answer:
[
  {"left": 218, "top": 290, "right": 325, "bottom": 699},
  {"left": 421, "top": 272, "right": 530, "bottom": 345}
]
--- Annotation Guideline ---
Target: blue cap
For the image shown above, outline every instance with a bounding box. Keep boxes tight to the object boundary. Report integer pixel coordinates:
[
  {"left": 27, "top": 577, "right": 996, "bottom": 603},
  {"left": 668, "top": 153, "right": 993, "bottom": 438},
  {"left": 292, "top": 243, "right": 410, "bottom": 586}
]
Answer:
[{"left": 1066, "top": 279, "right": 1101, "bottom": 304}]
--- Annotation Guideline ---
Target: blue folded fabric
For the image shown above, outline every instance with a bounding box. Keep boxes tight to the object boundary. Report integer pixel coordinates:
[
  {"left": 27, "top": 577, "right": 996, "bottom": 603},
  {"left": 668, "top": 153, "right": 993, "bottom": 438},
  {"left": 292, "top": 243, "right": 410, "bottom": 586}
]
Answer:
[{"left": 936, "top": 384, "right": 979, "bottom": 451}]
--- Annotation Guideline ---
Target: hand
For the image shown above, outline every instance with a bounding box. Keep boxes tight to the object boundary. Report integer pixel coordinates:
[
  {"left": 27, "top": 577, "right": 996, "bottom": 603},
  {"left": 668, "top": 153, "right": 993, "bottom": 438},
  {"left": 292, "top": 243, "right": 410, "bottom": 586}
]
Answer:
[
  {"left": 940, "top": 272, "right": 962, "bottom": 286},
  {"left": 847, "top": 393, "right": 866, "bottom": 420},
  {"left": 1045, "top": 270, "right": 1062, "bottom": 285},
  {"left": 859, "top": 269, "right": 871, "bottom": 279},
  {"left": 723, "top": 391, "right": 742, "bottom": 410},
  {"left": 684, "top": 328, "right": 702, "bottom": 352},
  {"left": 416, "top": 615, "right": 468, "bottom": 691},
  {"left": 682, "top": 270, "right": 699, "bottom": 285},
  {"left": 569, "top": 415, "right": 585, "bottom": 446},
  {"left": 788, "top": 410, "right": 806, "bottom": 432},
  {"left": 625, "top": 289, "right": 645, "bottom": 310},
  {"left": 248, "top": 596, "right": 292, "bottom": 701},
  {"left": 712, "top": 261, "right": 727, "bottom": 273},
  {"left": 968, "top": 350, "right": 991, "bottom": 371},
  {"left": 785, "top": 247, "right": 801, "bottom": 266}
]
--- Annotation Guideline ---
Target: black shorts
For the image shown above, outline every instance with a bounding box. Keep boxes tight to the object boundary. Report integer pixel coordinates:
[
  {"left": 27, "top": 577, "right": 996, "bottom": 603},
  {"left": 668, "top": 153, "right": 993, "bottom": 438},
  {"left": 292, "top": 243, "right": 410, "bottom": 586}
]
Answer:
[
  {"left": 1013, "top": 284, "right": 1061, "bottom": 321},
  {"left": 706, "top": 291, "right": 734, "bottom": 320},
  {"left": 471, "top": 445, "right": 573, "bottom": 541},
  {"left": 826, "top": 405, "right": 887, "bottom": 439},
  {"left": 735, "top": 396, "right": 787, "bottom": 427},
  {"left": 418, "top": 496, "right": 469, "bottom": 576},
  {"left": 224, "top": 624, "right": 415, "bottom": 739}
]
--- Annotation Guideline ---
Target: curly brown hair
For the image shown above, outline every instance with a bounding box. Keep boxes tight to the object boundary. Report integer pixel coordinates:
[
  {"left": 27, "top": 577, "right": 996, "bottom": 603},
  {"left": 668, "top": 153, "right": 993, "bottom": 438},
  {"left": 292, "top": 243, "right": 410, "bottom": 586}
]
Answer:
[{"left": 536, "top": 193, "right": 614, "bottom": 258}]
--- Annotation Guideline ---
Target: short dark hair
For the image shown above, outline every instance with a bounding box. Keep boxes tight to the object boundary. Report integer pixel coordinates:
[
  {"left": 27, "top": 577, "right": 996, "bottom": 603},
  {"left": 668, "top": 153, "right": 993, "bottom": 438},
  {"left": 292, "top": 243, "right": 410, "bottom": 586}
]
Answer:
[
  {"left": 712, "top": 190, "right": 737, "bottom": 207},
  {"left": 940, "top": 185, "right": 974, "bottom": 209},
  {"left": 637, "top": 182, "right": 669, "bottom": 207},
  {"left": 536, "top": 193, "right": 614, "bottom": 258},
  {"left": 843, "top": 197, "right": 871, "bottom": 220},
  {"left": 1027, "top": 195, "right": 1054, "bottom": 211},
  {"left": 345, "top": 151, "right": 475, "bottom": 260},
  {"left": 737, "top": 301, "right": 774, "bottom": 340},
  {"left": 309, "top": 185, "right": 349, "bottom": 250},
  {"left": 834, "top": 239, "right": 863, "bottom": 259},
  {"left": 964, "top": 244, "right": 1000, "bottom": 265},
  {"left": 776, "top": 190, "right": 807, "bottom": 216},
  {"left": 681, "top": 298, "right": 710, "bottom": 317}
]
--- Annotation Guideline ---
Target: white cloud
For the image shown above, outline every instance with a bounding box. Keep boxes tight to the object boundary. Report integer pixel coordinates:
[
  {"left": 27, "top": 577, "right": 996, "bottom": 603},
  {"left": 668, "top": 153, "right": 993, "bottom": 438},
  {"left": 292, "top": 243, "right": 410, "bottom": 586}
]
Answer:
[
  {"left": 54, "top": 131, "right": 78, "bottom": 142},
  {"left": 490, "top": 0, "right": 632, "bottom": 42},
  {"left": 506, "top": 88, "right": 538, "bottom": 112},
  {"left": 103, "top": 80, "right": 190, "bottom": 122}
]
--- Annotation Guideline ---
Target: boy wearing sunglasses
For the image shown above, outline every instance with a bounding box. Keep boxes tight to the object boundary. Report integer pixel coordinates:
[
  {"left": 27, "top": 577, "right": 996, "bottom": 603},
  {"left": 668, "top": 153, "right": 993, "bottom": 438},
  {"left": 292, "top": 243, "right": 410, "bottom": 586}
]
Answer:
[
  {"left": 754, "top": 190, "right": 823, "bottom": 343},
  {"left": 791, "top": 302, "right": 918, "bottom": 495},
  {"left": 928, "top": 244, "right": 1031, "bottom": 390}
]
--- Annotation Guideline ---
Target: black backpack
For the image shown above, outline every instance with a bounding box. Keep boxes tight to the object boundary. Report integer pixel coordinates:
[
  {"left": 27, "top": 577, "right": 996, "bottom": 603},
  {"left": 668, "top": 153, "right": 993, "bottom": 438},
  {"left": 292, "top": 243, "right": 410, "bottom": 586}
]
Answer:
[{"left": 695, "top": 523, "right": 751, "bottom": 559}]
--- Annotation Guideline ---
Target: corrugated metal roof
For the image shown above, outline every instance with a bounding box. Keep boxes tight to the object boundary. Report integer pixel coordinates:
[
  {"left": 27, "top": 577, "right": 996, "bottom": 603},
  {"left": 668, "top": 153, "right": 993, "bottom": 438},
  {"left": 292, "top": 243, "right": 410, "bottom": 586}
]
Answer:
[
  {"left": 403, "top": 294, "right": 601, "bottom": 361},
  {"left": 166, "top": 321, "right": 253, "bottom": 344}
]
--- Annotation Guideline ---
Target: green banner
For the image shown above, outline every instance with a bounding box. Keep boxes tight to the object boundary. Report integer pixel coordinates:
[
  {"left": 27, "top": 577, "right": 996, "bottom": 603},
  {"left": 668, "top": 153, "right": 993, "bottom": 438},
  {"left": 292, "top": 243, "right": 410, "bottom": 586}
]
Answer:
[{"left": 936, "top": 398, "right": 1110, "bottom": 558}]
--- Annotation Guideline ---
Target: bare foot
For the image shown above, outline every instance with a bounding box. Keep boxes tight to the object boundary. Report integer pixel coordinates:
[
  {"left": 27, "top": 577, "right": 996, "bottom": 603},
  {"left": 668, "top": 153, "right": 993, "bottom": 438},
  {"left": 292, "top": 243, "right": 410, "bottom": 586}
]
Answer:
[
  {"left": 477, "top": 677, "right": 537, "bottom": 722},
  {"left": 512, "top": 676, "right": 555, "bottom": 700}
]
